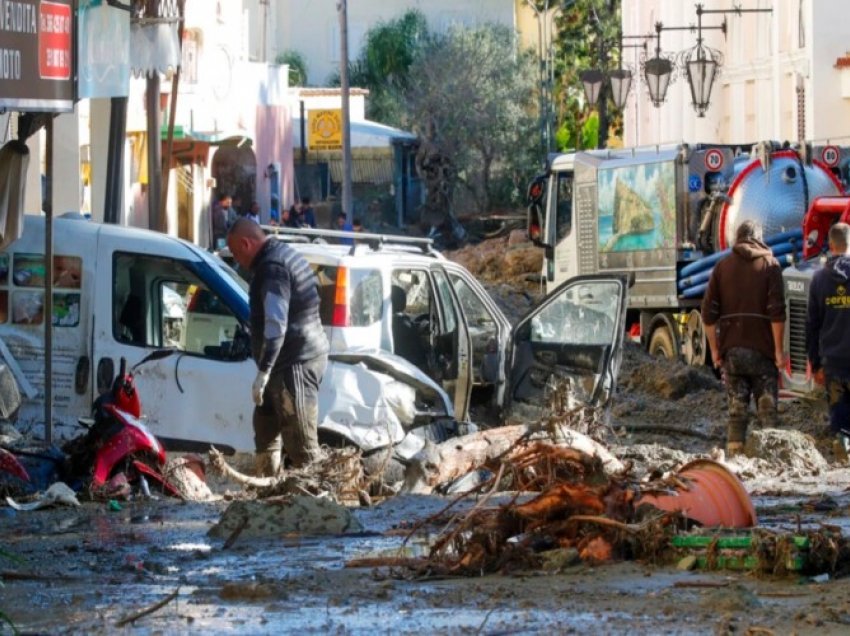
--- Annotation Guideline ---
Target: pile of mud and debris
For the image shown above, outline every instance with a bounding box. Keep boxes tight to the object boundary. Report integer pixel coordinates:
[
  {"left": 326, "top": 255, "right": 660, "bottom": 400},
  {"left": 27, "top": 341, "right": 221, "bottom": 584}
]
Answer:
[
  {"left": 609, "top": 342, "right": 838, "bottom": 488},
  {"left": 444, "top": 232, "right": 543, "bottom": 322}
]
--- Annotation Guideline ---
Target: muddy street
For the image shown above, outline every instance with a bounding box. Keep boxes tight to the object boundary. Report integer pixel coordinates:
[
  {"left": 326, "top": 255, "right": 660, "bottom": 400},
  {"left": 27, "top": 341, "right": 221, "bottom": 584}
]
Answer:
[
  {"left": 0, "top": 235, "right": 848, "bottom": 634},
  {"left": 1, "top": 338, "right": 850, "bottom": 634},
  {"left": 2, "top": 491, "right": 850, "bottom": 635}
]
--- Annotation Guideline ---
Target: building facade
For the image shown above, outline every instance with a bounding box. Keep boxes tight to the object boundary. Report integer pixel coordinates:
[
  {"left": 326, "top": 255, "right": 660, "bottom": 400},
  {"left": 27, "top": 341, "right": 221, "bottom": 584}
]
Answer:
[{"left": 621, "top": 0, "right": 850, "bottom": 147}]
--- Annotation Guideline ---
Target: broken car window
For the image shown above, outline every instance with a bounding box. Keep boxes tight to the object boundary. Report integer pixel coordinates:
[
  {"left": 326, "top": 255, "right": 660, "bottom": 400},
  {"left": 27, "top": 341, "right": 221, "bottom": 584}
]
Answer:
[{"left": 530, "top": 281, "right": 619, "bottom": 346}]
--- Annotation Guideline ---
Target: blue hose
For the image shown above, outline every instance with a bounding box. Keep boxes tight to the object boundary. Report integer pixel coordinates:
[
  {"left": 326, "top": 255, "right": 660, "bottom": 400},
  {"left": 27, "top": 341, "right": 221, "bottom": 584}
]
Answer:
[
  {"left": 679, "top": 229, "right": 803, "bottom": 278},
  {"left": 679, "top": 253, "right": 794, "bottom": 298},
  {"left": 765, "top": 228, "right": 803, "bottom": 246},
  {"left": 679, "top": 248, "right": 730, "bottom": 278}
]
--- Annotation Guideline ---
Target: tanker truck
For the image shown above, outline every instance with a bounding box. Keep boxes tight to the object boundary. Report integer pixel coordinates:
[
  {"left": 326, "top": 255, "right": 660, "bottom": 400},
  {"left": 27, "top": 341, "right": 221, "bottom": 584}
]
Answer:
[{"left": 526, "top": 141, "right": 844, "bottom": 366}]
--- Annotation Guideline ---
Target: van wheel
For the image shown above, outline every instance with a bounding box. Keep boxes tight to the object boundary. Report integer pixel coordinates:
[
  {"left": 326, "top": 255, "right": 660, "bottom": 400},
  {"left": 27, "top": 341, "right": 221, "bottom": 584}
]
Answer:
[{"left": 648, "top": 326, "right": 676, "bottom": 360}]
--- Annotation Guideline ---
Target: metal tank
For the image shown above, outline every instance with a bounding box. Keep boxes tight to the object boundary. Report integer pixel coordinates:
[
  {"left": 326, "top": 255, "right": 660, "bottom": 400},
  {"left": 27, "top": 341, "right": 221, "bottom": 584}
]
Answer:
[{"left": 716, "top": 148, "right": 843, "bottom": 250}]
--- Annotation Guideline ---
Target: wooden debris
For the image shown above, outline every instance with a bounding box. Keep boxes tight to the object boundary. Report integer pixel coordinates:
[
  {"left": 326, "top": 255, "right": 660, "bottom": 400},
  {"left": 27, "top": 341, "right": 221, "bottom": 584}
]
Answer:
[
  {"left": 208, "top": 446, "right": 365, "bottom": 504},
  {"left": 392, "top": 440, "right": 680, "bottom": 577},
  {"left": 402, "top": 424, "right": 623, "bottom": 495},
  {"left": 115, "top": 587, "right": 180, "bottom": 627}
]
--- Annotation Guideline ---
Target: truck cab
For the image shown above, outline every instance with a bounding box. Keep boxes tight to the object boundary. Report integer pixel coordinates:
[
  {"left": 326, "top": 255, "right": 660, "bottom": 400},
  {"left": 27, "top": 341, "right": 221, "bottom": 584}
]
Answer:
[{"left": 782, "top": 196, "right": 850, "bottom": 394}]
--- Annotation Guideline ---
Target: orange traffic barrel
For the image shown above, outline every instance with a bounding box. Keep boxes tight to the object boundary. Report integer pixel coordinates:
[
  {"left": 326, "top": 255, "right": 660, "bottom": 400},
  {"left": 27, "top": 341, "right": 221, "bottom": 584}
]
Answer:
[{"left": 637, "top": 458, "right": 757, "bottom": 528}]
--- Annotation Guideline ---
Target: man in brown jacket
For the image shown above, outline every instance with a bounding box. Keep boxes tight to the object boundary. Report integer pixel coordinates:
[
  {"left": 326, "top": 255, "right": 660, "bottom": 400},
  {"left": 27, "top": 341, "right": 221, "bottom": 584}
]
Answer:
[{"left": 701, "top": 220, "right": 786, "bottom": 455}]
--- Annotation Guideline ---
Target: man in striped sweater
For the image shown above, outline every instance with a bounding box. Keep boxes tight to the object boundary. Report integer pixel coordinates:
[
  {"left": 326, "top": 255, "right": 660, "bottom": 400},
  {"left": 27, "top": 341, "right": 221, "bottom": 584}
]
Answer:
[{"left": 227, "top": 219, "right": 329, "bottom": 476}]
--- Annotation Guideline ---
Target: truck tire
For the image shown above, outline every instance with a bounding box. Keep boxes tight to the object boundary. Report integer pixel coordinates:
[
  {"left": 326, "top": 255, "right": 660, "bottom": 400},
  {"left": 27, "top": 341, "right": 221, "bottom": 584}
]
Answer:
[
  {"left": 648, "top": 325, "right": 677, "bottom": 360},
  {"left": 682, "top": 309, "right": 708, "bottom": 366}
]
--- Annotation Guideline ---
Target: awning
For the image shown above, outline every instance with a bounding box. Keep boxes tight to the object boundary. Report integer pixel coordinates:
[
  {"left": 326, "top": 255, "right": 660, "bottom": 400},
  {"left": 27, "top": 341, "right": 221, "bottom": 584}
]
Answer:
[
  {"left": 292, "top": 118, "right": 416, "bottom": 149},
  {"left": 187, "top": 131, "right": 253, "bottom": 147}
]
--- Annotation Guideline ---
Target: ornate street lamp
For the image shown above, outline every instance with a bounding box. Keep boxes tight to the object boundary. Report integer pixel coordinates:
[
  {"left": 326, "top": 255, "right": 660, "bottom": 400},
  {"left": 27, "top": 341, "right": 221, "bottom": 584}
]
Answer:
[
  {"left": 680, "top": 4, "right": 723, "bottom": 117},
  {"left": 608, "top": 68, "right": 633, "bottom": 110},
  {"left": 680, "top": 3, "right": 771, "bottom": 117},
  {"left": 644, "top": 57, "right": 675, "bottom": 106},
  {"left": 681, "top": 42, "right": 722, "bottom": 117},
  {"left": 579, "top": 69, "right": 605, "bottom": 106},
  {"left": 580, "top": 34, "right": 649, "bottom": 110},
  {"left": 642, "top": 24, "right": 677, "bottom": 107}
]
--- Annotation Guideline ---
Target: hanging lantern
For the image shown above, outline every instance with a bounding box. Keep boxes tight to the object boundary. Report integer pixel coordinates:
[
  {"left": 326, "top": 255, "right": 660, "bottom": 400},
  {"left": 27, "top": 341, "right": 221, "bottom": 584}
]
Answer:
[
  {"left": 579, "top": 69, "right": 605, "bottom": 106},
  {"left": 643, "top": 55, "right": 674, "bottom": 107},
  {"left": 609, "top": 68, "right": 633, "bottom": 110},
  {"left": 682, "top": 43, "right": 722, "bottom": 117}
]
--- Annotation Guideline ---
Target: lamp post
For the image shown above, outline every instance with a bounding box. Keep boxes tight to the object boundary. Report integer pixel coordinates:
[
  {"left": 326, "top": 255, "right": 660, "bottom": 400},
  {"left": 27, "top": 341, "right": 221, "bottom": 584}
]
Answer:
[
  {"left": 578, "top": 32, "right": 652, "bottom": 148},
  {"left": 642, "top": 18, "right": 726, "bottom": 110},
  {"left": 528, "top": 1, "right": 573, "bottom": 156},
  {"left": 681, "top": 3, "right": 772, "bottom": 117}
]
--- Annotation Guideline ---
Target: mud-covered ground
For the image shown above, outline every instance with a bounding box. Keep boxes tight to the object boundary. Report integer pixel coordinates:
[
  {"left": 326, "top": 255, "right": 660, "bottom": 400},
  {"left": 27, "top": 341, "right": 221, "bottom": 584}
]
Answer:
[
  {"left": 2, "top": 236, "right": 850, "bottom": 634},
  {"left": 2, "top": 343, "right": 848, "bottom": 635}
]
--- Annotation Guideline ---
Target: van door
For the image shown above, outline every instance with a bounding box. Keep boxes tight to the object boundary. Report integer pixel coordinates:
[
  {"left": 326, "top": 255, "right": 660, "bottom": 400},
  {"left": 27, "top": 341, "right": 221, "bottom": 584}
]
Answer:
[
  {"left": 505, "top": 274, "right": 628, "bottom": 416},
  {"left": 92, "top": 243, "right": 255, "bottom": 453}
]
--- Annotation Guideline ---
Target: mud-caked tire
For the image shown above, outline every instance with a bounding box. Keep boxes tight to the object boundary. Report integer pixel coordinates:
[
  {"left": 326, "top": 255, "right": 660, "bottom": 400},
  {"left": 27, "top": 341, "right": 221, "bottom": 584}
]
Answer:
[{"left": 648, "top": 326, "right": 677, "bottom": 360}]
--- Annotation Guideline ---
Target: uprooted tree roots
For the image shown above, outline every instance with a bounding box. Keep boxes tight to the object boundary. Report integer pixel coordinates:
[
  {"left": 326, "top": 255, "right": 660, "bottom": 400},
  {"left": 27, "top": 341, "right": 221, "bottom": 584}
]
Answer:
[
  {"left": 208, "top": 446, "right": 372, "bottom": 504},
  {"left": 349, "top": 441, "right": 685, "bottom": 577}
]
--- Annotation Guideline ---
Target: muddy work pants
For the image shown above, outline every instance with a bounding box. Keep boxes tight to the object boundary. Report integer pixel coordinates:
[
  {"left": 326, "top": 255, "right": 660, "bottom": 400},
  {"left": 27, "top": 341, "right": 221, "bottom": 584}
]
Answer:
[
  {"left": 722, "top": 347, "right": 778, "bottom": 445},
  {"left": 825, "top": 370, "right": 850, "bottom": 437},
  {"left": 253, "top": 354, "right": 327, "bottom": 468}
]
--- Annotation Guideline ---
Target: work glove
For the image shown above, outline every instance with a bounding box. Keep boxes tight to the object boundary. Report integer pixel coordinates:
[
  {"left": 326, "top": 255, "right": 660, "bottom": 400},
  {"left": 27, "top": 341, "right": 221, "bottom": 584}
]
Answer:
[{"left": 252, "top": 371, "right": 270, "bottom": 406}]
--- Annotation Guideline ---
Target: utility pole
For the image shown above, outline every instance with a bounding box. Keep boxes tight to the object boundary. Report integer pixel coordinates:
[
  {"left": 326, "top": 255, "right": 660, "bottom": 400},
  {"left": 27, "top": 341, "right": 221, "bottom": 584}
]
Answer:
[{"left": 338, "top": 0, "right": 353, "bottom": 222}]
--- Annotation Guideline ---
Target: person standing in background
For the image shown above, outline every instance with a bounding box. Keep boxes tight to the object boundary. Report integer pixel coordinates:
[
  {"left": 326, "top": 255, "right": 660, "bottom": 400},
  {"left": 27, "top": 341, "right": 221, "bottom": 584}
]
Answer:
[
  {"left": 701, "top": 219, "right": 786, "bottom": 456},
  {"left": 807, "top": 222, "right": 850, "bottom": 462}
]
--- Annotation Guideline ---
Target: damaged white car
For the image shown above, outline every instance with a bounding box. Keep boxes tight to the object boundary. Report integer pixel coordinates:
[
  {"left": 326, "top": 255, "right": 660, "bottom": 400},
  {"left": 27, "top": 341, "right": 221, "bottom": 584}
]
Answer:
[{"left": 212, "top": 228, "right": 630, "bottom": 466}]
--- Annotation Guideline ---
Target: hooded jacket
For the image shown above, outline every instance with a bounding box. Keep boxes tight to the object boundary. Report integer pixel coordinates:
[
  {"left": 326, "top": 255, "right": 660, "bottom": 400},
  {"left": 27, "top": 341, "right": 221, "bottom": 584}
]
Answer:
[
  {"left": 701, "top": 238, "right": 786, "bottom": 361},
  {"left": 807, "top": 254, "right": 850, "bottom": 374}
]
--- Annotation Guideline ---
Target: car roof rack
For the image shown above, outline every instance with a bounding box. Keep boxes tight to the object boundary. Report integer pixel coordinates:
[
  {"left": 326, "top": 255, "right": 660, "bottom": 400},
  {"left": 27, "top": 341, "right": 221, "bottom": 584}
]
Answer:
[{"left": 260, "top": 225, "right": 439, "bottom": 256}]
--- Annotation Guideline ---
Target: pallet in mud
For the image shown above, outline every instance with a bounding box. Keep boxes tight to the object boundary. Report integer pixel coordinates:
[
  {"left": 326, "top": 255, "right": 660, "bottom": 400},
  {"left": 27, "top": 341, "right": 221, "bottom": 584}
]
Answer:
[{"left": 671, "top": 534, "right": 809, "bottom": 572}]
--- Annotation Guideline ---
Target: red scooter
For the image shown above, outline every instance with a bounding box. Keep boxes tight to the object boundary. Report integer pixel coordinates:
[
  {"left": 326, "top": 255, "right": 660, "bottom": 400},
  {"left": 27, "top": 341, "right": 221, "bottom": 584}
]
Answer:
[{"left": 62, "top": 352, "right": 183, "bottom": 499}]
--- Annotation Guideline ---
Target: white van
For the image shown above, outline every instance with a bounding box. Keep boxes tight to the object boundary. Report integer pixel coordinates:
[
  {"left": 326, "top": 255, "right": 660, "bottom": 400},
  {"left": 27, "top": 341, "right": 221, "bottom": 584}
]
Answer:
[
  {"left": 0, "top": 216, "right": 630, "bottom": 458},
  {"left": 1, "top": 215, "right": 256, "bottom": 452}
]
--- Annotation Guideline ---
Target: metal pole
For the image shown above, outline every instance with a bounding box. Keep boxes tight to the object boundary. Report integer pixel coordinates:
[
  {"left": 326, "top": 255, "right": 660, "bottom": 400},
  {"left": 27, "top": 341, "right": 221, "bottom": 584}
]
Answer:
[
  {"left": 104, "top": 97, "right": 127, "bottom": 224},
  {"left": 146, "top": 73, "right": 163, "bottom": 232},
  {"left": 161, "top": 0, "right": 185, "bottom": 234},
  {"left": 44, "top": 116, "right": 54, "bottom": 445},
  {"left": 338, "top": 0, "right": 353, "bottom": 223},
  {"left": 300, "top": 100, "right": 307, "bottom": 165}
]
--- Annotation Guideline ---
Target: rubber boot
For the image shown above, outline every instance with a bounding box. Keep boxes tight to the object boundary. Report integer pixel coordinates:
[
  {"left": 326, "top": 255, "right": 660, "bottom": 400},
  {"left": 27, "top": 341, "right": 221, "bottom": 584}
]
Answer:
[
  {"left": 254, "top": 450, "right": 281, "bottom": 477},
  {"left": 833, "top": 434, "right": 850, "bottom": 465},
  {"left": 725, "top": 441, "right": 744, "bottom": 457}
]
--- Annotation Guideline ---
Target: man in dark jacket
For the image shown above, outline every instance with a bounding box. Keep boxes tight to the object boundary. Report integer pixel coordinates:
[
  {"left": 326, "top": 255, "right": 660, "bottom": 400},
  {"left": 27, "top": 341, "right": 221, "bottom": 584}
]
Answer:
[
  {"left": 226, "top": 219, "right": 329, "bottom": 475},
  {"left": 701, "top": 220, "right": 786, "bottom": 455},
  {"left": 806, "top": 222, "right": 850, "bottom": 460}
]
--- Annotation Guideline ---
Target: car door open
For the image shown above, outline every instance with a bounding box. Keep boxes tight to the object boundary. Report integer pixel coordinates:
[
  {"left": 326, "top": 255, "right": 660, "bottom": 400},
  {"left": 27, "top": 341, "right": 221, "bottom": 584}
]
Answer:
[{"left": 506, "top": 274, "right": 628, "bottom": 414}]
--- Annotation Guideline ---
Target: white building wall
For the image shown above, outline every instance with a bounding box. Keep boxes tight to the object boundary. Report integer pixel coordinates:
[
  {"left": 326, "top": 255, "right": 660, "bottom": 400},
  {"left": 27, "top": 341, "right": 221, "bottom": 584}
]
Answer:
[
  {"left": 810, "top": 0, "right": 850, "bottom": 143},
  {"left": 274, "top": 0, "right": 518, "bottom": 86},
  {"left": 621, "top": 0, "right": 850, "bottom": 146}
]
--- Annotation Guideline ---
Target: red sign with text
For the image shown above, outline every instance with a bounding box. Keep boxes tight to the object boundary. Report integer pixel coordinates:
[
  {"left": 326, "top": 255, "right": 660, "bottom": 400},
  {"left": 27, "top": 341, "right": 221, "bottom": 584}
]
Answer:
[{"left": 39, "top": 1, "right": 72, "bottom": 80}]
